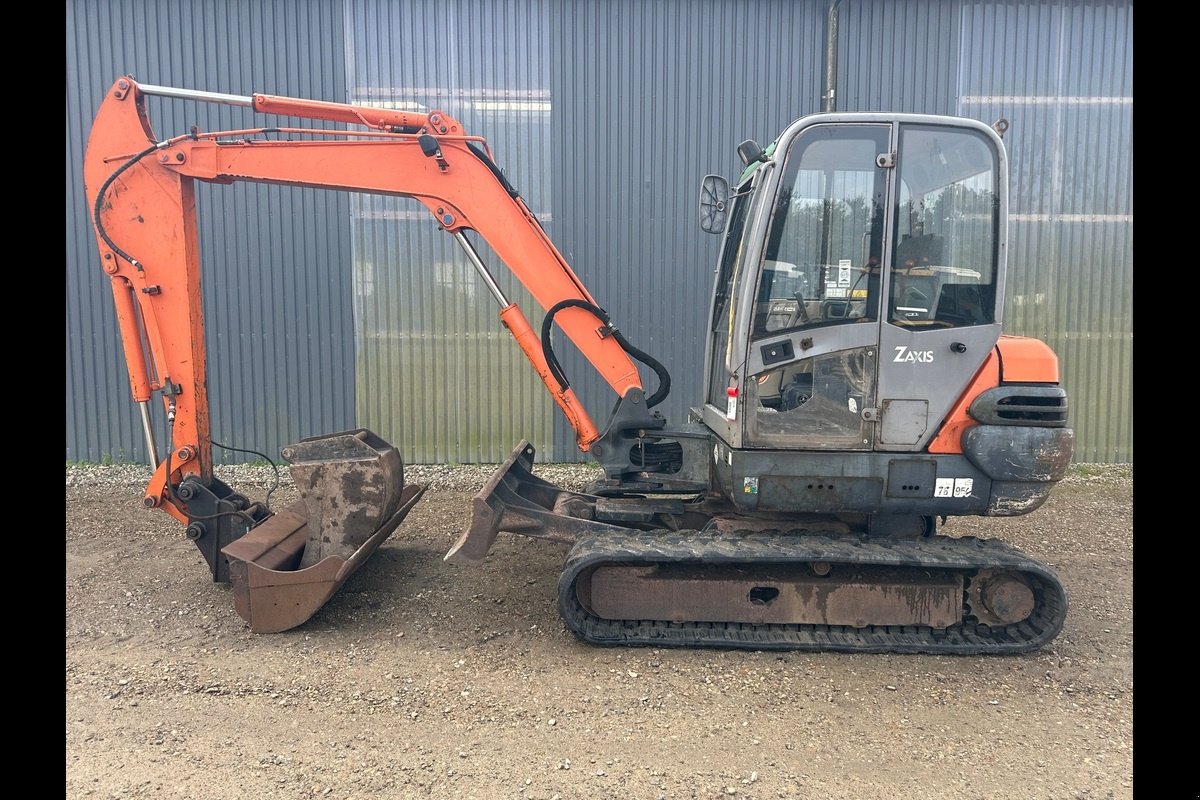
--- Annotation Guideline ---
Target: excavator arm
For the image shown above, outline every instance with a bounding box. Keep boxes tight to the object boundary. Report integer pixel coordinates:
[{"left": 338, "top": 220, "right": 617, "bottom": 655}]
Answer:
[
  {"left": 85, "top": 77, "right": 662, "bottom": 500},
  {"left": 83, "top": 76, "right": 668, "bottom": 631}
]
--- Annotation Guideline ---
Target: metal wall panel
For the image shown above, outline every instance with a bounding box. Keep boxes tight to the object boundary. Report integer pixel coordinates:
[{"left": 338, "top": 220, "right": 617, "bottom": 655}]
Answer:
[
  {"left": 954, "top": 1, "right": 1134, "bottom": 462},
  {"left": 66, "top": 0, "right": 356, "bottom": 464},
  {"left": 66, "top": 0, "right": 1133, "bottom": 466},
  {"left": 547, "top": 0, "right": 1132, "bottom": 462},
  {"left": 837, "top": 0, "right": 961, "bottom": 115},
  {"left": 344, "top": 0, "right": 555, "bottom": 464},
  {"left": 547, "top": 0, "right": 826, "bottom": 460}
]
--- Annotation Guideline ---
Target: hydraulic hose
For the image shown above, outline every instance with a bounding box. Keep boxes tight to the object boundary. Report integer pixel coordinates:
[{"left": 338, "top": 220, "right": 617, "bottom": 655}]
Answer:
[
  {"left": 92, "top": 143, "right": 162, "bottom": 270},
  {"left": 539, "top": 299, "right": 671, "bottom": 409}
]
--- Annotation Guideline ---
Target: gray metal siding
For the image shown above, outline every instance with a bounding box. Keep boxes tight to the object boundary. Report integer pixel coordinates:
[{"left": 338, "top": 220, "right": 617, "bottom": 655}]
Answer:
[
  {"left": 66, "top": 0, "right": 1133, "bottom": 466},
  {"left": 66, "top": 0, "right": 356, "bottom": 465},
  {"left": 956, "top": 1, "right": 1133, "bottom": 462},
  {"left": 345, "top": 0, "right": 555, "bottom": 464},
  {"left": 837, "top": 0, "right": 960, "bottom": 115},
  {"left": 548, "top": 0, "right": 1132, "bottom": 462},
  {"left": 547, "top": 0, "right": 826, "bottom": 460}
]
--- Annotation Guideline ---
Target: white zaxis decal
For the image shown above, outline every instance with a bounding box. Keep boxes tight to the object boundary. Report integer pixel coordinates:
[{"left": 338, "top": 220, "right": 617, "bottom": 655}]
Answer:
[{"left": 894, "top": 345, "right": 934, "bottom": 363}]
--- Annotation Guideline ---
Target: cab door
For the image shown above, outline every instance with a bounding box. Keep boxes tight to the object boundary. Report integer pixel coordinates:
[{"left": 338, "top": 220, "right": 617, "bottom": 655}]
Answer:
[
  {"left": 735, "top": 121, "right": 890, "bottom": 452},
  {"left": 874, "top": 121, "right": 1005, "bottom": 450}
]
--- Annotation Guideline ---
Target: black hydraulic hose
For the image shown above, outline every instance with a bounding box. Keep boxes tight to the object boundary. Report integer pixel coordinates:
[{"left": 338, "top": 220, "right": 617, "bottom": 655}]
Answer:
[
  {"left": 540, "top": 299, "right": 671, "bottom": 409},
  {"left": 162, "top": 415, "right": 258, "bottom": 526},
  {"left": 93, "top": 127, "right": 281, "bottom": 269},
  {"left": 458, "top": 145, "right": 671, "bottom": 406},
  {"left": 467, "top": 141, "right": 521, "bottom": 199},
  {"left": 616, "top": 330, "right": 672, "bottom": 409},
  {"left": 213, "top": 439, "right": 282, "bottom": 511},
  {"left": 92, "top": 143, "right": 161, "bottom": 270}
]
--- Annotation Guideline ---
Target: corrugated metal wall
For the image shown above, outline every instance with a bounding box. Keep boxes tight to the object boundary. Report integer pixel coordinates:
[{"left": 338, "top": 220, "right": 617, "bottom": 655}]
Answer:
[
  {"left": 546, "top": 0, "right": 827, "bottom": 460},
  {"left": 546, "top": 0, "right": 1132, "bottom": 462},
  {"left": 66, "top": 0, "right": 357, "bottom": 464},
  {"left": 345, "top": 0, "right": 555, "bottom": 464},
  {"left": 66, "top": 0, "right": 1133, "bottom": 466},
  {"left": 838, "top": 0, "right": 961, "bottom": 115},
  {"left": 953, "top": 1, "right": 1134, "bottom": 462}
]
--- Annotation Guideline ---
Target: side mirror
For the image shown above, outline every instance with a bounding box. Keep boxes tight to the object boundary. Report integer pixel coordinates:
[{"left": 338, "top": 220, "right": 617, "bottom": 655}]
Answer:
[
  {"left": 736, "top": 139, "right": 766, "bottom": 166},
  {"left": 698, "top": 174, "right": 730, "bottom": 234}
]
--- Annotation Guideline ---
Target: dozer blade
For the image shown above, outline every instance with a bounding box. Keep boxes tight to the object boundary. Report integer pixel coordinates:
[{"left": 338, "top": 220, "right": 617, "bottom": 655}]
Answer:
[
  {"left": 444, "top": 439, "right": 604, "bottom": 566},
  {"left": 222, "top": 429, "right": 427, "bottom": 633}
]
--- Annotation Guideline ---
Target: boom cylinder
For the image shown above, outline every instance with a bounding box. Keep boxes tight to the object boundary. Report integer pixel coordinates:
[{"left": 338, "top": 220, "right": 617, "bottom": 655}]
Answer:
[{"left": 453, "top": 232, "right": 510, "bottom": 306}]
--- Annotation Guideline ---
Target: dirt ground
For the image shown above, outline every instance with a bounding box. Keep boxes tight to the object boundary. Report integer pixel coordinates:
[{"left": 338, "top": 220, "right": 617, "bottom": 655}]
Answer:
[{"left": 66, "top": 463, "right": 1133, "bottom": 800}]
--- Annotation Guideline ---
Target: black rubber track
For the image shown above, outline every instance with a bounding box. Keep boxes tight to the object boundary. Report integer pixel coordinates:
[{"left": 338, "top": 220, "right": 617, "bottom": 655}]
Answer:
[{"left": 557, "top": 530, "right": 1068, "bottom": 655}]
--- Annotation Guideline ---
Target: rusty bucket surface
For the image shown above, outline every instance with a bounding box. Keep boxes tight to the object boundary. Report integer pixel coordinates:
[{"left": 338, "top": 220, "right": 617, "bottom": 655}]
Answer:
[{"left": 222, "top": 429, "right": 426, "bottom": 633}]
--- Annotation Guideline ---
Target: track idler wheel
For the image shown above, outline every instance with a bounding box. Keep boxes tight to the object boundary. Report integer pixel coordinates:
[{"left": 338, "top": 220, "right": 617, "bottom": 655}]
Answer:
[{"left": 968, "top": 569, "right": 1036, "bottom": 625}]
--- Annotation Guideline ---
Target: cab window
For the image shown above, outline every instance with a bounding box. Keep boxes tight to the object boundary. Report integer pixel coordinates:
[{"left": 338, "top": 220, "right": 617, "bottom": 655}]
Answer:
[
  {"left": 889, "top": 125, "right": 1000, "bottom": 328},
  {"left": 753, "top": 125, "right": 890, "bottom": 336}
]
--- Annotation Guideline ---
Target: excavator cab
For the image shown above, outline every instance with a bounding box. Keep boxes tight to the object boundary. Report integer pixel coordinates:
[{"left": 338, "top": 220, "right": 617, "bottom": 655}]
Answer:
[
  {"left": 696, "top": 116, "right": 1069, "bottom": 514},
  {"left": 701, "top": 116, "right": 1007, "bottom": 458}
]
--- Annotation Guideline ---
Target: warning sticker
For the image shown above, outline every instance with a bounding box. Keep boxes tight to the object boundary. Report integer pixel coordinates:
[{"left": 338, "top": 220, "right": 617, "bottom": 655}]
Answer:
[{"left": 743, "top": 477, "right": 758, "bottom": 495}]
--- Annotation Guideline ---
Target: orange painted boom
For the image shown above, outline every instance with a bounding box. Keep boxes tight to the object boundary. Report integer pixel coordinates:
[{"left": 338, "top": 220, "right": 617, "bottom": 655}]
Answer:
[{"left": 83, "top": 77, "right": 646, "bottom": 517}]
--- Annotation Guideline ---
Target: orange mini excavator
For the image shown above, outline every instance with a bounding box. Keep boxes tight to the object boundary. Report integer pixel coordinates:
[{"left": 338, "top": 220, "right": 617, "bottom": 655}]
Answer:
[{"left": 84, "top": 76, "right": 1073, "bottom": 653}]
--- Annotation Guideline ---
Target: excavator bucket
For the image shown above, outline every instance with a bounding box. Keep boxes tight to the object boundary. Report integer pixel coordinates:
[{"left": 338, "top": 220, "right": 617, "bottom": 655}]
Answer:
[{"left": 221, "top": 429, "right": 426, "bottom": 633}]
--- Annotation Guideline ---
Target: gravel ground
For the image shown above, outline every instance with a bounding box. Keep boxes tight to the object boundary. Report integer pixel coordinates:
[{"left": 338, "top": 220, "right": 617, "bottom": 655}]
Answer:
[{"left": 66, "top": 461, "right": 1133, "bottom": 800}]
